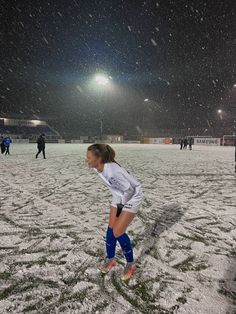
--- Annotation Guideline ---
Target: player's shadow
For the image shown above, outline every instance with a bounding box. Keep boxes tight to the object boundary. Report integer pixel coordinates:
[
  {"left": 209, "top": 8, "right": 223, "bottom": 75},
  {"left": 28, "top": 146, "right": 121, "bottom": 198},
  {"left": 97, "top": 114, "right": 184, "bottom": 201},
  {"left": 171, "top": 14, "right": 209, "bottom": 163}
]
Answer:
[
  {"left": 219, "top": 256, "right": 236, "bottom": 313},
  {"left": 135, "top": 203, "right": 185, "bottom": 259},
  {"left": 148, "top": 203, "right": 185, "bottom": 237}
]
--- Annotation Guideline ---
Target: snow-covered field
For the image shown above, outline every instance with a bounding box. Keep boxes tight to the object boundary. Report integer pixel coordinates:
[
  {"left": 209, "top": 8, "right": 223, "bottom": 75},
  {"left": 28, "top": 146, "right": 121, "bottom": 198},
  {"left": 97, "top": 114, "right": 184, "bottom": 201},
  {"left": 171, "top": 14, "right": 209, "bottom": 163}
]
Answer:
[{"left": 0, "top": 143, "right": 235, "bottom": 314}]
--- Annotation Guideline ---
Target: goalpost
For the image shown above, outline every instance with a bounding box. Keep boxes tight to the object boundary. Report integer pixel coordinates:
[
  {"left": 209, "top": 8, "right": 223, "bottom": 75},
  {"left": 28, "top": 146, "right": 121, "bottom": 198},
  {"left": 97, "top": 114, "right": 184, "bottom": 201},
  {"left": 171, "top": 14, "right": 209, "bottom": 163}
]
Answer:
[{"left": 222, "top": 134, "right": 236, "bottom": 173}]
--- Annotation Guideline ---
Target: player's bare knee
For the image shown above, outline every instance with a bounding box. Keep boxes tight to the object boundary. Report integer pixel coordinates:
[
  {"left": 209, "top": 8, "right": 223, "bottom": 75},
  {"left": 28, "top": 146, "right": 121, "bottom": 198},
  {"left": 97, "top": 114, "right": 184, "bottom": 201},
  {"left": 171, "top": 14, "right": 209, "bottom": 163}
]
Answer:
[{"left": 113, "top": 228, "right": 122, "bottom": 238}]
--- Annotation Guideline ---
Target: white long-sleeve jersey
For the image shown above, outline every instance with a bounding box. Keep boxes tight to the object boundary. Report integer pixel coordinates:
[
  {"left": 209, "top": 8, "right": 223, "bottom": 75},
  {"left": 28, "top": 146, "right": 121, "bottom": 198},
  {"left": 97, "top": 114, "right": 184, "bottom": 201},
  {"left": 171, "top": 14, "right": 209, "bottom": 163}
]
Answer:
[{"left": 94, "top": 162, "right": 143, "bottom": 210}]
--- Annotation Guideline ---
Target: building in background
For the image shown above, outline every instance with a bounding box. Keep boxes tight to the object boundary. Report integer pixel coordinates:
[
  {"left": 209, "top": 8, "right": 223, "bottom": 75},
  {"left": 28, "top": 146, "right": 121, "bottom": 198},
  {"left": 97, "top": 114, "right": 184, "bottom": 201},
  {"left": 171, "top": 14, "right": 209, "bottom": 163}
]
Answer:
[{"left": 103, "top": 134, "right": 124, "bottom": 143}]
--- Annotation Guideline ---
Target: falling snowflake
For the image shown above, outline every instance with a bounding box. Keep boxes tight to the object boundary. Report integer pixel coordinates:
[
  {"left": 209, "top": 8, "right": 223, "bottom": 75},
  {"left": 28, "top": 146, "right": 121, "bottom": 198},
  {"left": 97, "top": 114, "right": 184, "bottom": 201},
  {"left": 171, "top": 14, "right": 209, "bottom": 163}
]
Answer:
[
  {"left": 42, "top": 36, "right": 49, "bottom": 44},
  {"left": 151, "top": 38, "right": 157, "bottom": 46}
]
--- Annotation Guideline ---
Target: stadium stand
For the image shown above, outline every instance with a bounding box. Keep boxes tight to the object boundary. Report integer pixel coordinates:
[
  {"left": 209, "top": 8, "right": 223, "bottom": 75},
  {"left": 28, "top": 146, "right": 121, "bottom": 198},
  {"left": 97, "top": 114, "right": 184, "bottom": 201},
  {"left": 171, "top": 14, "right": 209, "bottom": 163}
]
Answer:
[{"left": 0, "top": 118, "right": 59, "bottom": 140}]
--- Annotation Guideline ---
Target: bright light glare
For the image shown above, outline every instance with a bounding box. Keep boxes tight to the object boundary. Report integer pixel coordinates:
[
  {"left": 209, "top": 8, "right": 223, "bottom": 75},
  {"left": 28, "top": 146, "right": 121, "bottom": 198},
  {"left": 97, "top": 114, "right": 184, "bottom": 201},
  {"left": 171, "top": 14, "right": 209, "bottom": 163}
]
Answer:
[
  {"left": 217, "top": 109, "right": 222, "bottom": 114},
  {"left": 144, "top": 98, "right": 149, "bottom": 102},
  {"left": 31, "top": 120, "right": 42, "bottom": 126},
  {"left": 95, "top": 74, "right": 110, "bottom": 86}
]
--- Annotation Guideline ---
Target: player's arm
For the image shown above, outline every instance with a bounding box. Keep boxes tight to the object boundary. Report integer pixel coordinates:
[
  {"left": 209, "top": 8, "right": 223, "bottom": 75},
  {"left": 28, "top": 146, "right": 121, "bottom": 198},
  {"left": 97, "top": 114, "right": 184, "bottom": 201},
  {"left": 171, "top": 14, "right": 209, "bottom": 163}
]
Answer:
[{"left": 110, "top": 172, "right": 143, "bottom": 210}]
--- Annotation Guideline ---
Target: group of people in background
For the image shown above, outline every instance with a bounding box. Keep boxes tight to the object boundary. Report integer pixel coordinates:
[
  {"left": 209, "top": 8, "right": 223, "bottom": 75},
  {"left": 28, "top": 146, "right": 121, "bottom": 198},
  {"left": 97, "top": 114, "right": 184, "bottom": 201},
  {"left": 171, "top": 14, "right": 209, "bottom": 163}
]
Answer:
[
  {"left": 0, "top": 136, "right": 12, "bottom": 155},
  {"left": 1, "top": 133, "right": 194, "bottom": 156},
  {"left": 180, "top": 137, "right": 193, "bottom": 150},
  {"left": 0, "top": 133, "right": 46, "bottom": 158}
]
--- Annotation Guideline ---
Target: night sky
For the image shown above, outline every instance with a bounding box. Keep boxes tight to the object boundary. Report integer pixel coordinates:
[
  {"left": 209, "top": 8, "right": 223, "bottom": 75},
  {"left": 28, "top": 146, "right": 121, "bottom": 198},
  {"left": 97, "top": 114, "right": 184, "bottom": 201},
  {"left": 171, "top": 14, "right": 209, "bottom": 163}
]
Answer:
[{"left": 1, "top": 0, "right": 236, "bottom": 136}]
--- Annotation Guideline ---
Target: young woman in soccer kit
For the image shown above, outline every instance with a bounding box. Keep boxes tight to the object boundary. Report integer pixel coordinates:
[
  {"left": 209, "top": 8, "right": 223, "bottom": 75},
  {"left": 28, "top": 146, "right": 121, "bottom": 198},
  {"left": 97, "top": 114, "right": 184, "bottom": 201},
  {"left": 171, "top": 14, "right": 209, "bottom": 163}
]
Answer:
[{"left": 86, "top": 144, "right": 143, "bottom": 280}]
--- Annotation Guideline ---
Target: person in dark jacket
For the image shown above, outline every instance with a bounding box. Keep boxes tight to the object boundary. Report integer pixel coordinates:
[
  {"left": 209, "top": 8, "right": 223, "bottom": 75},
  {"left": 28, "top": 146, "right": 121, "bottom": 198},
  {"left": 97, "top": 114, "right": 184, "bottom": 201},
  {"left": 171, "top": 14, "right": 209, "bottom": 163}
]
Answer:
[
  {"left": 183, "top": 138, "right": 188, "bottom": 149},
  {"left": 180, "top": 139, "right": 184, "bottom": 150},
  {"left": 189, "top": 137, "right": 193, "bottom": 150},
  {"left": 36, "top": 134, "right": 46, "bottom": 159},
  {"left": 0, "top": 136, "right": 5, "bottom": 154},
  {"left": 3, "top": 136, "right": 12, "bottom": 155}
]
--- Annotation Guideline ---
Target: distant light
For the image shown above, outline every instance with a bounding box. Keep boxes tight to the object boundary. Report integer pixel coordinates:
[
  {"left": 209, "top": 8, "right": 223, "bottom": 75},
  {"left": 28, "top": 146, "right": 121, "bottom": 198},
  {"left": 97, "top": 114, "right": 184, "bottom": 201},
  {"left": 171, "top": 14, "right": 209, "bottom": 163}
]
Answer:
[
  {"left": 217, "top": 109, "right": 222, "bottom": 114},
  {"left": 234, "top": 84, "right": 236, "bottom": 88},
  {"left": 144, "top": 98, "right": 149, "bottom": 102},
  {"left": 95, "top": 74, "right": 110, "bottom": 86},
  {"left": 31, "top": 120, "right": 41, "bottom": 126}
]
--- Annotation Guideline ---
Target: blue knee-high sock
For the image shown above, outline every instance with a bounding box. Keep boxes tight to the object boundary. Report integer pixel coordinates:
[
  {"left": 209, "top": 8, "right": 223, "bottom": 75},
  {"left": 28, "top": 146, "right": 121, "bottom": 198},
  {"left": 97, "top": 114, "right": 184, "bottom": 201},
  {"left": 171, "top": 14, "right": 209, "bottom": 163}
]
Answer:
[
  {"left": 106, "top": 226, "right": 117, "bottom": 259},
  {"left": 117, "top": 233, "right": 134, "bottom": 263}
]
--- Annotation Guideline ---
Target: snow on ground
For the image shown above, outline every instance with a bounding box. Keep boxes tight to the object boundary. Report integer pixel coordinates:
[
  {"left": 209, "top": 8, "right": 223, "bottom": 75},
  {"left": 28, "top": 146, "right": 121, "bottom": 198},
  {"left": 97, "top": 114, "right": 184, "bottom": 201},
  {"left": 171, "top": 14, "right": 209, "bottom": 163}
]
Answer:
[{"left": 0, "top": 143, "right": 235, "bottom": 314}]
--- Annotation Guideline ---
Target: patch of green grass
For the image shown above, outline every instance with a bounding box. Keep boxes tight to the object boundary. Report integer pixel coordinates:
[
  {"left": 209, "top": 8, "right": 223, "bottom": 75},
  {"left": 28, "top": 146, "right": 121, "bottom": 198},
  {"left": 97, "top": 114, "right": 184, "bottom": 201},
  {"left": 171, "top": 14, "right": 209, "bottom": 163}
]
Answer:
[
  {"left": 84, "top": 249, "right": 98, "bottom": 257},
  {"left": 0, "top": 214, "right": 18, "bottom": 227},
  {"left": 92, "top": 300, "right": 109, "bottom": 313},
  {"left": 46, "top": 224, "right": 74, "bottom": 230},
  {"left": 62, "top": 275, "right": 81, "bottom": 286},
  {"left": 23, "top": 303, "right": 38, "bottom": 312},
  {"left": 46, "top": 260, "right": 67, "bottom": 265},
  {"left": 217, "top": 226, "right": 231, "bottom": 233},
  {"left": 172, "top": 255, "right": 195, "bottom": 272},
  {"left": 25, "top": 294, "right": 32, "bottom": 301},
  {"left": 133, "top": 282, "right": 156, "bottom": 303},
  {"left": 186, "top": 216, "right": 209, "bottom": 222},
  {"left": 111, "top": 274, "right": 163, "bottom": 314},
  {"left": 176, "top": 296, "right": 187, "bottom": 304},
  {"left": 26, "top": 227, "right": 42, "bottom": 236},
  {"left": 143, "top": 198, "right": 152, "bottom": 208},
  {"left": 194, "top": 263, "right": 208, "bottom": 271},
  {"left": 218, "top": 286, "right": 236, "bottom": 301},
  {"left": 206, "top": 221, "right": 220, "bottom": 226},
  {"left": 66, "top": 231, "right": 82, "bottom": 242},
  {"left": 14, "top": 256, "right": 48, "bottom": 267},
  {"left": 0, "top": 272, "right": 11, "bottom": 280},
  {"left": 0, "top": 277, "right": 60, "bottom": 301},
  {"left": 0, "top": 282, "right": 34, "bottom": 300},
  {"left": 72, "top": 290, "right": 87, "bottom": 303},
  {"left": 176, "top": 232, "right": 206, "bottom": 244},
  {"left": 20, "top": 248, "right": 45, "bottom": 254},
  {"left": 49, "top": 233, "right": 61, "bottom": 240},
  {"left": 0, "top": 246, "right": 18, "bottom": 250}
]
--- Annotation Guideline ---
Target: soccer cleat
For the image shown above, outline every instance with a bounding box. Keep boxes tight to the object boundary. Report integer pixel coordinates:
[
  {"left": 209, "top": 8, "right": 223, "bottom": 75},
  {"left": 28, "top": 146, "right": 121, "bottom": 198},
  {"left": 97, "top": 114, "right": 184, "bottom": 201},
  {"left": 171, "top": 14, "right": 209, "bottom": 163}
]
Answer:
[
  {"left": 121, "top": 262, "right": 136, "bottom": 281},
  {"left": 100, "top": 258, "right": 117, "bottom": 274}
]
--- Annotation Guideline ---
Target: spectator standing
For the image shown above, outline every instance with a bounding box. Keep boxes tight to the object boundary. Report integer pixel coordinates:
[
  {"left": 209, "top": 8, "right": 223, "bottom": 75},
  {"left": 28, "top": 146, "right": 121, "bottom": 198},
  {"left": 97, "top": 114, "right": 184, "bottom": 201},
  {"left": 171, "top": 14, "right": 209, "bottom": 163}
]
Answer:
[
  {"left": 36, "top": 134, "right": 46, "bottom": 159},
  {"left": 3, "top": 136, "right": 12, "bottom": 155}
]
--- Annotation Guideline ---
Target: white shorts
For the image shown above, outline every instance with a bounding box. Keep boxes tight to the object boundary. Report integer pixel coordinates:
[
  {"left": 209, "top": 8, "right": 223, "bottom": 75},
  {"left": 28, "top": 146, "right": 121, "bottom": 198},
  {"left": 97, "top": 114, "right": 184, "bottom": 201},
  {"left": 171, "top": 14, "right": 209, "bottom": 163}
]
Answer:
[
  {"left": 110, "top": 203, "right": 140, "bottom": 214},
  {"left": 111, "top": 196, "right": 141, "bottom": 214}
]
